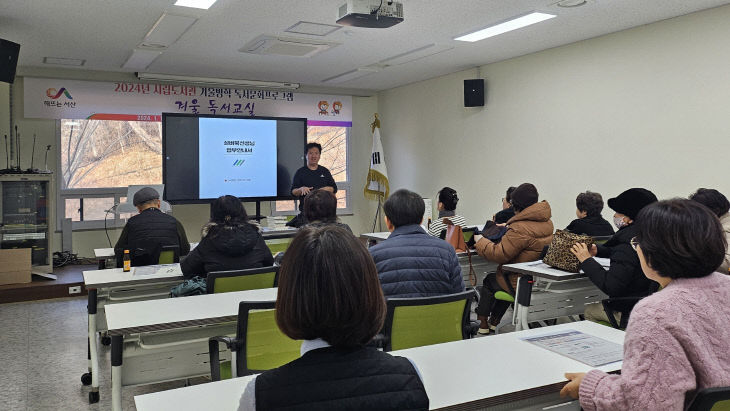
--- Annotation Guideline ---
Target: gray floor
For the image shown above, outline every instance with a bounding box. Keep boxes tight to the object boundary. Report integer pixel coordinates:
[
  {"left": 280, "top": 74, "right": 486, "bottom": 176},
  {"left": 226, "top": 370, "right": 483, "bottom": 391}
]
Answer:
[{"left": 0, "top": 297, "right": 205, "bottom": 411}]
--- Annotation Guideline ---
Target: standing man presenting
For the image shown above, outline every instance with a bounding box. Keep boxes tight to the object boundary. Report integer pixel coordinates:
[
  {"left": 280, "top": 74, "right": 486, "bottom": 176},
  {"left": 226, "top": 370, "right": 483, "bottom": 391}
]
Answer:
[{"left": 288, "top": 142, "right": 337, "bottom": 227}]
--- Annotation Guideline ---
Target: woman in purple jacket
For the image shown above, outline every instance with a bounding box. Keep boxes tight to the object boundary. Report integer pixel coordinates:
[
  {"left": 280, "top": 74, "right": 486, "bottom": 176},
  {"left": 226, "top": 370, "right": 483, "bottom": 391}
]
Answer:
[{"left": 561, "top": 199, "right": 730, "bottom": 410}]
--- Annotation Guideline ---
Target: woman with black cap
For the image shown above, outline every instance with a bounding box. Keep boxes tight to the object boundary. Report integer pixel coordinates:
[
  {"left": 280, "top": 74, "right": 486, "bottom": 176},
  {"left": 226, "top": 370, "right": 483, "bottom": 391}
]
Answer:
[{"left": 570, "top": 188, "right": 660, "bottom": 323}]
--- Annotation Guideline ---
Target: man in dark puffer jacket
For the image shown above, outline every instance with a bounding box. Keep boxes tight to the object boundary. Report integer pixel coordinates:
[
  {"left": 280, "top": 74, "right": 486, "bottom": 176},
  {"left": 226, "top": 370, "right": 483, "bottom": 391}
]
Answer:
[
  {"left": 114, "top": 187, "right": 189, "bottom": 267},
  {"left": 369, "top": 189, "right": 465, "bottom": 298}
]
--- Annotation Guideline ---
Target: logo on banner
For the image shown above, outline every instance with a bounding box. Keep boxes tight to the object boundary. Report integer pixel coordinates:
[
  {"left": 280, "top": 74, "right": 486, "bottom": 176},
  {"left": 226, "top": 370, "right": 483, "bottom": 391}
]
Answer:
[
  {"left": 46, "top": 88, "right": 73, "bottom": 100},
  {"left": 232, "top": 159, "right": 245, "bottom": 166},
  {"left": 317, "top": 100, "right": 343, "bottom": 116}
]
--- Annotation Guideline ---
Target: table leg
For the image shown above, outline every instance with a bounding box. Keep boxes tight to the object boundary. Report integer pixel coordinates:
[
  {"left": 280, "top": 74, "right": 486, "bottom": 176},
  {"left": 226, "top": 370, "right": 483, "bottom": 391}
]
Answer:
[
  {"left": 515, "top": 275, "right": 534, "bottom": 331},
  {"left": 111, "top": 334, "right": 124, "bottom": 411},
  {"left": 85, "top": 289, "right": 100, "bottom": 403}
]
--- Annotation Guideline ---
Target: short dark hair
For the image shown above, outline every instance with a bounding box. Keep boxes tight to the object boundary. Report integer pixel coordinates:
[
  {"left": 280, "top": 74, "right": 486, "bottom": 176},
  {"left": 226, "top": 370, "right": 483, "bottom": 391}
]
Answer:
[
  {"left": 303, "top": 190, "right": 337, "bottom": 223},
  {"left": 276, "top": 225, "right": 386, "bottom": 347},
  {"left": 305, "top": 142, "right": 322, "bottom": 154},
  {"left": 438, "top": 187, "right": 459, "bottom": 211},
  {"left": 636, "top": 199, "right": 726, "bottom": 279},
  {"left": 689, "top": 188, "right": 730, "bottom": 218},
  {"left": 576, "top": 191, "right": 604, "bottom": 217},
  {"left": 383, "top": 189, "right": 425, "bottom": 227},
  {"left": 505, "top": 186, "right": 516, "bottom": 203}
]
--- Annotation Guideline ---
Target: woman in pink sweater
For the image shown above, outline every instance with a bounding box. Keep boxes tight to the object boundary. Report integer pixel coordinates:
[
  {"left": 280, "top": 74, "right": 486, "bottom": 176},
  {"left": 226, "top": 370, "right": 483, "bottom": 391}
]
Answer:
[{"left": 563, "top": 199, "right": 730, "bottom": 410}]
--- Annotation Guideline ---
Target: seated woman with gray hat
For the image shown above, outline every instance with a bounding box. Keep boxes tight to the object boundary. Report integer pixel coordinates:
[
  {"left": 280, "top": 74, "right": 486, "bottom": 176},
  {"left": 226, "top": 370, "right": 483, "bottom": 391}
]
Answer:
[
  {"left": 114, "top": 186, "right": 190, "bottom": 267},
  {"left": 570, "top": 188, "right": 660, "bottom": 324}
]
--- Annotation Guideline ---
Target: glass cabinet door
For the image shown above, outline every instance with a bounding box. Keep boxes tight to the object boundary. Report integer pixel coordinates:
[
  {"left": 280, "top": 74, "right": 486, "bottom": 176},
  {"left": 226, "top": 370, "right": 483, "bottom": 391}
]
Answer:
[{"left": 0, "top": 180, "right": 49, "bottom": 266}]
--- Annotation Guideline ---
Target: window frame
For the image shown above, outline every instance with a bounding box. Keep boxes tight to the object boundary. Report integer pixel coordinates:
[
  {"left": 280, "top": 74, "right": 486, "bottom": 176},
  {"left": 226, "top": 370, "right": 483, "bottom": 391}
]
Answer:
[
  {"left": 56, "top": 120, "right": 131, "bottom": 230},
  {"left": 56, "top": 121, "right": 353, "bottom": 231}
]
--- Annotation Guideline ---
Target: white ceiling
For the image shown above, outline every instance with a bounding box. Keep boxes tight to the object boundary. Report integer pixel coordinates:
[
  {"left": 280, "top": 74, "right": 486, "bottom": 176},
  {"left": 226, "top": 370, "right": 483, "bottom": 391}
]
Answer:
[{"left": 2, "top": 0, "right": 730, "bottom": 93}]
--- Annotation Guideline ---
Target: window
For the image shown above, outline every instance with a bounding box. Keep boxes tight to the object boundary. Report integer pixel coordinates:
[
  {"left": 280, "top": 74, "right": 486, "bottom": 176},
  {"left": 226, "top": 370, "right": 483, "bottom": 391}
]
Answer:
[
  {"left": 57, "top": 120, "right": 351, "bottom": 229},
  {"left": 57, "top": 119, "right": 162, "bottom": 229},
  {"left": 273, "top": 126, "right": 351, "bottom": 215}
]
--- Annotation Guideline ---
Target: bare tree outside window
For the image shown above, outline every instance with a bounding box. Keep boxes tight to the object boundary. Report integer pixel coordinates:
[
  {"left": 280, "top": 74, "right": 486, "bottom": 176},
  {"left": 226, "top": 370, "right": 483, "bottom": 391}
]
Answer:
[{"left": 60, "top": 119, "right": 162, "bottom": 189}]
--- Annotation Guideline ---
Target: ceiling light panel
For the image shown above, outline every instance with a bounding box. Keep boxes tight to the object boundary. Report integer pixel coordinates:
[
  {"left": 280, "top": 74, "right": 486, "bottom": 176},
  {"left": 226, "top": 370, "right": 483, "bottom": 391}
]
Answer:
[
  {"left": 142, "top": 13, "right": 198, "bottom": 48},
  {"left": 43, "top": 57, "right": 85, "bottom": 66},
  {"left": 322, "top": 67, "right": 380, "bottom": 84},
  {"left": 136, "top": 73, "right": 300, "bottom": 90},
  {"left": 379, "top": 44, "right": 454, "bottom": 66},
  {"left": 455, "top": 12, "right": 556, "bottom": 42},
  {"left": 285, "top": 21, "right": 342, "bottom": 36},
  {"left": 173, "top": 0, "right": 217, "bottom": 10},
  {"left": 122, "top": 49, "right": 162, "bottom": 70}
]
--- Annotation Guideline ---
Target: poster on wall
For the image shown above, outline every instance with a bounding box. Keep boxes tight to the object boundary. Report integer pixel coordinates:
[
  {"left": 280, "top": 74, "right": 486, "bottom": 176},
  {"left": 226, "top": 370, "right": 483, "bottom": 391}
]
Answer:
[{"left": 22, "top": 77, "right": 352, "bottom": 127}]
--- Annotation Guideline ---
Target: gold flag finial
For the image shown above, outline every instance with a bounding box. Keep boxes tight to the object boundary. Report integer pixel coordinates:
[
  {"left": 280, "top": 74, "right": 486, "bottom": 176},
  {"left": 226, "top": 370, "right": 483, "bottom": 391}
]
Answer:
[{"left": 371, "top": 113, "right": 380, "bottom": 133}]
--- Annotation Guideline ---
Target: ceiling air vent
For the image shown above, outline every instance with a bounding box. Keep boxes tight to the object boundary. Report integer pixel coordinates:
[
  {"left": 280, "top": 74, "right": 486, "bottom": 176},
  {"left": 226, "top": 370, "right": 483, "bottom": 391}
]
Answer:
[{"left": 239, "top": 35, "right": 339, "bottom": 58}]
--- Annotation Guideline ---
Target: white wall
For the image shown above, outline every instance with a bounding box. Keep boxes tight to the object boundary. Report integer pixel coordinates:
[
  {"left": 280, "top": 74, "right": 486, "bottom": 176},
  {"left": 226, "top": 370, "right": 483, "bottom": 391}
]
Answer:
[
  {"left": 4, "top": 71, "right": 378, "bottom": 258},
  {"left": 377, "top": 4, "right": 730, "bottom": 230}
]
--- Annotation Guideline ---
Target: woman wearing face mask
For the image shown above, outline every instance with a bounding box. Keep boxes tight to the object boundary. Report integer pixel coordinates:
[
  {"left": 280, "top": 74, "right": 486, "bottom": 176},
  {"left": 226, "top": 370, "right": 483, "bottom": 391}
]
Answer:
[{"left": 570, "top": 188, "right": 660, "bottom": 324}]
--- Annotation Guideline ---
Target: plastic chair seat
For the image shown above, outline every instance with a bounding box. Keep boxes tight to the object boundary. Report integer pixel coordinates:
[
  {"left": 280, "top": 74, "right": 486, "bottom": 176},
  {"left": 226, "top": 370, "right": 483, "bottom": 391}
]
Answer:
[{"left": 494, "top": 291, "right": 515, "bottom": 303}]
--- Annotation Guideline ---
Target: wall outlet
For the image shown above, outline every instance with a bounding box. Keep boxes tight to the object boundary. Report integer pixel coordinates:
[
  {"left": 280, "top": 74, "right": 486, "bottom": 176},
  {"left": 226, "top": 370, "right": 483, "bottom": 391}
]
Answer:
[{"left": 69, "top": 286, "right": 81, "bottom": 294}]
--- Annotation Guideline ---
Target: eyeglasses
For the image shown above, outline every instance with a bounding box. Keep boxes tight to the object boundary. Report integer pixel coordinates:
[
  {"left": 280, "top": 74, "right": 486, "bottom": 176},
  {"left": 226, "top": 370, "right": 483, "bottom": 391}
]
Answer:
[{"left": 630, "top": 237, "right": 639, "bottom": 251}]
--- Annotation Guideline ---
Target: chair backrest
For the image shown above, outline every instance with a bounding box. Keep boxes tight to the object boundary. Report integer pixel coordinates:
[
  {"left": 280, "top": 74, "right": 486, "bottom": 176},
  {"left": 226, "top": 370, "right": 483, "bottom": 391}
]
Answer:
[
  {"left": 265, "top": 238, "right": 293, "bottom": 254},
  {"left": 236, "top": 301, "right": 301, "bottom": 375},
  {"left": 382, "top": 290, "right": 475, "bottom": 352},
  {"left": 158, "top": 244, "right": 180, "bottom": 264},
  {"left": 686, "top": 387, "right": 730, "bottom": 411},
  {"left": 206, "top": 266, "right": 279, "bottom": 294}
]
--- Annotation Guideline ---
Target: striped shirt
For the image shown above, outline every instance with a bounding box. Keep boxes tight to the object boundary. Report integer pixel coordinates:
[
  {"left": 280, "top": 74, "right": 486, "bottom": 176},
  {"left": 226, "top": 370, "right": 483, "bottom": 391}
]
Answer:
[{"left": 428, "top": 214, "right": 467, "bottom": 238}]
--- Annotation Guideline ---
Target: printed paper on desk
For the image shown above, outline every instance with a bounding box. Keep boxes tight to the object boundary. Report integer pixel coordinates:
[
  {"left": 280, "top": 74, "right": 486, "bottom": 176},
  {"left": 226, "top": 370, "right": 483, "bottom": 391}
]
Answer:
[
  {"left": 522, "top": 330, "right": 623, "bottom": 367},
  {"left": 133, "top": 264, "right": 177, "bottom": 276}
]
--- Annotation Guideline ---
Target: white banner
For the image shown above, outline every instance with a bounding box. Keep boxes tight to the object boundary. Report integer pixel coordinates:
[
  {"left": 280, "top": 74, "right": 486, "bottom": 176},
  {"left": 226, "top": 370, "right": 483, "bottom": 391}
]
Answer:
[{"left": 23, "top": 77, "right": 352, "bottom": 126}]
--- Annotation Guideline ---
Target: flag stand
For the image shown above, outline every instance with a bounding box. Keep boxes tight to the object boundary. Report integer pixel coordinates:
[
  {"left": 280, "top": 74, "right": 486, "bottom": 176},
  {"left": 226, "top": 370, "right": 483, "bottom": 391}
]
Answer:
[{"left": 365, "top": 113, "right": 388, "bottom": 234}]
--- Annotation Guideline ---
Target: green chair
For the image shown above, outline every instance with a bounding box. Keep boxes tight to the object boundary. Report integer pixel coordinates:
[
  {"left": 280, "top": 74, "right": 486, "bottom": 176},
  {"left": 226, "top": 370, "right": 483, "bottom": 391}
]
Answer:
[
  {"left": 463, "top": 230, "right": 474, "bottom": 243},
  {"left": 265, "top": 238, "right": 293, "bottom": 254},
  {"left": 158, "top": 244, "right": 180, "bottom": 265},
  {"left": 687, "top": 387, "right": 730, "bottom": 411},
  {"left": 378, "top": 290, "right": 478, "bottom": 352},
  {"left": 208, "top": 301, "right": 301, "bottom": 381},
  {"left": 206, "top": 266, "right": 279, "bottom": 294}
]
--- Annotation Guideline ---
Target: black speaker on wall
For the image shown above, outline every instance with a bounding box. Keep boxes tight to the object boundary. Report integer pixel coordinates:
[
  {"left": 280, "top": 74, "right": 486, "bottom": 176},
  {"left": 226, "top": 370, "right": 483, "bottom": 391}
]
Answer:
[
  {"left": 464, "top": 79, "right": 485, "bottom": 107},
  {"left": 0, "top": 39, "right": 21, "bottom": 84}
]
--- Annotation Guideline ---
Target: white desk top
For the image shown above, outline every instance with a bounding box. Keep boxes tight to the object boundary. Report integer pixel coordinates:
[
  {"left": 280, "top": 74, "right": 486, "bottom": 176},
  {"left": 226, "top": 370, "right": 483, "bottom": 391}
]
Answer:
[
  {"left": 93, "top": 242, "right": 200, "bottom": 258},
  {"left": 134, "top": 321, "right": 623, "bottom": 411},
  {"left": 105, "top": 287, "right": 278, "bottom": 335},
  {"left": 83, "top": 264, "right": 183, "bottom": 288},
  {"left": 397, "top": 321, "right": 622, "bottom": 409},
  {"left": 503, "top": 257, "right": 610, "bottom": 280}
]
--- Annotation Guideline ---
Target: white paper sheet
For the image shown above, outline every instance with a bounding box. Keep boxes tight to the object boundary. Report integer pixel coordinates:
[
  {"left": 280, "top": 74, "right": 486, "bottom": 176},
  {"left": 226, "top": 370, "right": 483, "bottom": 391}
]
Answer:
[
  {"left": 522, "top": 329, "right": 623, "bottom": 367},
  {"left": 133, "top": 264, "right": 179, "bottom": 276}
]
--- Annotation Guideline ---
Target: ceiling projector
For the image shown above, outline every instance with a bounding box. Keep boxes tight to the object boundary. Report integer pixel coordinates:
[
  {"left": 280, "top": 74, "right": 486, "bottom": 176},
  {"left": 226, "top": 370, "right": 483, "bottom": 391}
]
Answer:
[{"left": 337, "top": 0, "right": 404, "bottom": 28}]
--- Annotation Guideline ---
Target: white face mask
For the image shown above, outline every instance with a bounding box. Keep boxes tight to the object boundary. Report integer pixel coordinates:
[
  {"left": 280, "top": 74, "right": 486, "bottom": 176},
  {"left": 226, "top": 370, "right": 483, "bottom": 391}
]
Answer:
[{"left": 614, "top": 216, "right": 627, "bottom": 229}]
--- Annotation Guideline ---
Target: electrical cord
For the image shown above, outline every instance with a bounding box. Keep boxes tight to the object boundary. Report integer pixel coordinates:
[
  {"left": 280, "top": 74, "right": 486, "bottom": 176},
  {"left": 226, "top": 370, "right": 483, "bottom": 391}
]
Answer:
[
  {"left": 104, "top": 205, "right": 117, "bottom": 248},
  {"left": 371, "top": 0, "right": 383, "bottom": 15}
]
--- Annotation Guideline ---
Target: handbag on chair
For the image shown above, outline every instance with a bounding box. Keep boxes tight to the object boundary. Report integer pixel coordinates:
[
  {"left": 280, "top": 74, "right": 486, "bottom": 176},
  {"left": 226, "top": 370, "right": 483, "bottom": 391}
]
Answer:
[
  {"left": 542, "top": 229, "right": 594, "bottom": 273},
  {"left": 444, "top": 219, "right": 477, "bottom": 287}
]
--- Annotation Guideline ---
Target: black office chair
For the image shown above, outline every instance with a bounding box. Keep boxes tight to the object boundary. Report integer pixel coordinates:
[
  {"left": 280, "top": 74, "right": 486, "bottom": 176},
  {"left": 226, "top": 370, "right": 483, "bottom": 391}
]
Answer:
[
  {"left": 686, "top": 386, "right": 730, "bottom": 411},
  {"left": 601, "top": 296, "right": 643, "bottom": 329}
]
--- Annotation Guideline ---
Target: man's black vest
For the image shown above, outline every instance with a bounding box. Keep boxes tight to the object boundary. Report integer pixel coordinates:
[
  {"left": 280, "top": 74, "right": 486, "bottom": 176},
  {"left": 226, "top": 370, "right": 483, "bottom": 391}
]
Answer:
[
  {"left": 255, "top": 346, "right": 429, "bottom": 411},
  {"left": 126, "top": 208, "right": 180, "bottom": 263}
]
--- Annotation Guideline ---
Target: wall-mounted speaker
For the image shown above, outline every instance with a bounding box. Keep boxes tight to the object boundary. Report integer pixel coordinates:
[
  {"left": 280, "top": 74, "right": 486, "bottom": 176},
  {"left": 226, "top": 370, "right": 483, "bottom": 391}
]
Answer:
[
  {"left": 464, "top": 79, "right": 484, "bottom": 107},
  {"left": 0, "top": 39, "right": 21, "bottom": 84}
]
